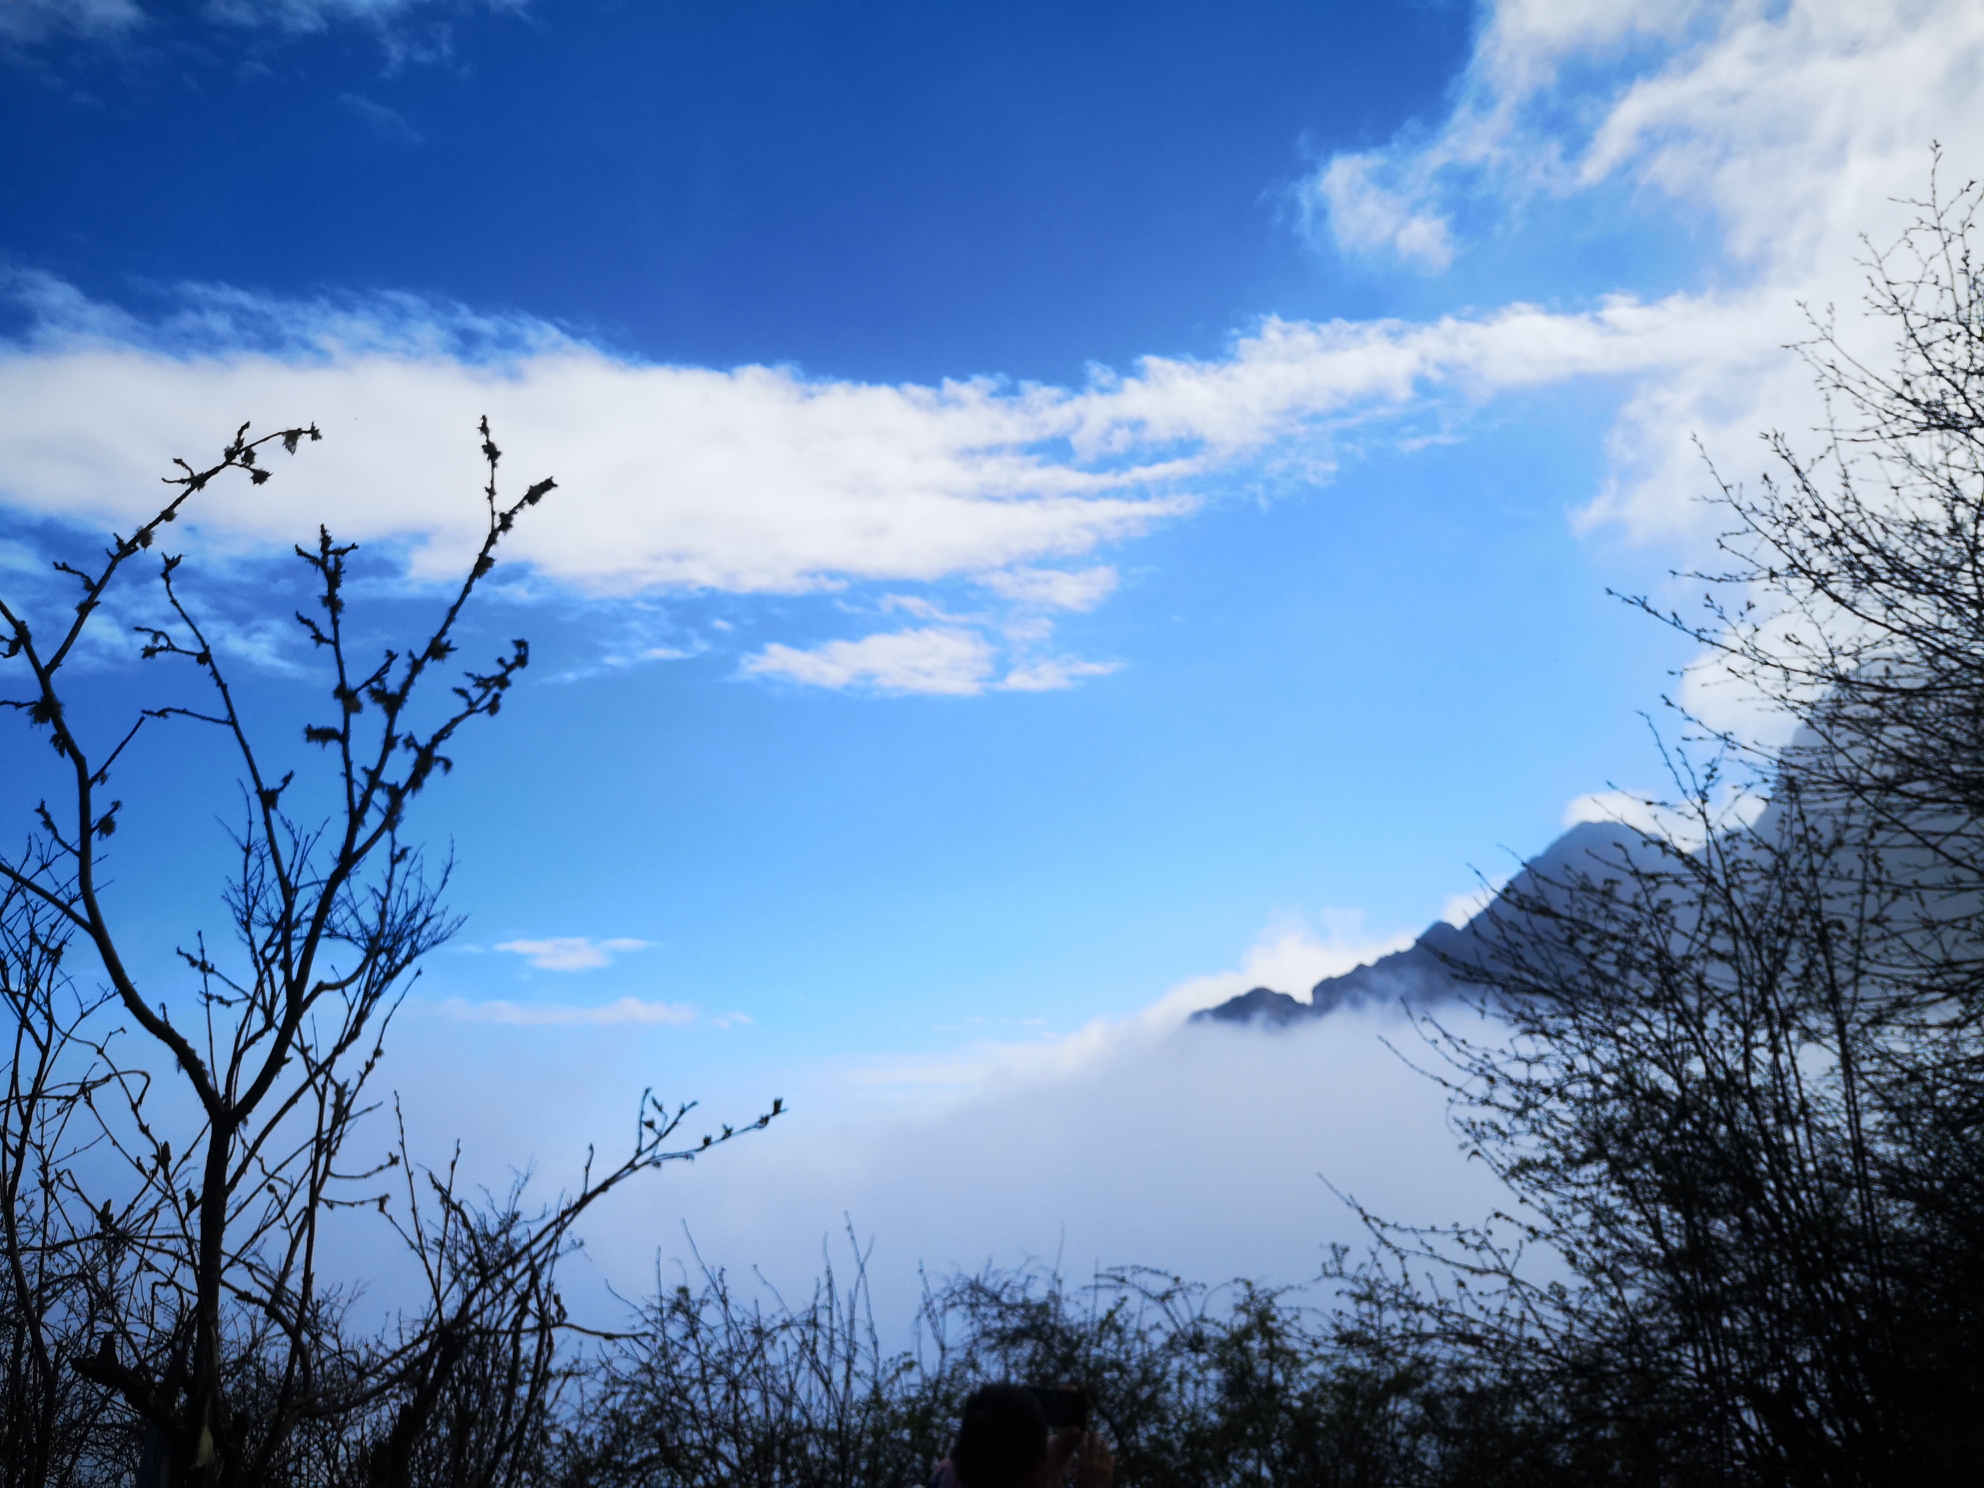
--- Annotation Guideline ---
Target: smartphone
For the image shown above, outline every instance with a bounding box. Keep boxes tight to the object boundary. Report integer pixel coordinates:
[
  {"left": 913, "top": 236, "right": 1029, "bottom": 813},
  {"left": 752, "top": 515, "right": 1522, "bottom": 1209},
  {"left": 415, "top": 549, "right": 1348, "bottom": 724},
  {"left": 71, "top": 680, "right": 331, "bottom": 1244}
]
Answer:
[{"left": 1028, "top": 1385, "right": 1090, "bottom": 1431}]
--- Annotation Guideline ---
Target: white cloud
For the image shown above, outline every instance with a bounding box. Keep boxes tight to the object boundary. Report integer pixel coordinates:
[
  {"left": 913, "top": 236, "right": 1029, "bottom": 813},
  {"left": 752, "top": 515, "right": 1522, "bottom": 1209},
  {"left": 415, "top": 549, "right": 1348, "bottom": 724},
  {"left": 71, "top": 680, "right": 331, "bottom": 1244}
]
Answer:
[
  {"left": 0, "top": 281, "right": 1199, "bottom": 599},
  {"left": 6, "top": 0, "right": 1981, "bottom": 719},
  {"left": 1154, "top": 908, "right": 1418, "bottom": 1018},
  {"left": 1563, "top": 788, "right": 1682, "bottom": 841},
  {"left": 1563, "top": 784, "right": 1765, "bottom": 849},
  {"left": 978, "top": 565, "right": 1118, "bottom": 612},
  {"left": 0, "top": 278, "right": 1779, "bottom": 615},
  {"left": 441, "top": 994, "right": 693, "bottom": 1026},
  {"left": 670, "top": 1008, "right": 1498, "bottom": 1324},
  {"left": 845, "top": 910, "right": 1418, "bottom": 1104},
  {"left": 1305, "top": 0, "right": 1984, "bottom": 549},
  {"left": 743, "top": 628, "right": 995, "bottom": 696},
  {"left": 342, "top": 907, "right": 1496, "bottom": 1331},
  {"left": 742, "top": 626, "right": 1122, "bottom": 696},
  {"left": 391, "top": 991, "right": 1499, "bottom": 1333},
  {"left": 1311, "top": 154, "right": 1455, "bottom": 270},
  {"left": 494, "top": 936, "right": 649, "bottom": 971},
  {"left": 1669, "top": 606, "right": 1830, "bottom": 750},
  {"left": 1436, "top": 884, "right": 1491, "bottom": 932},
  {"left": 591, "top": 912, "right": 1483, "bottom": 1325},
  {"left": 995, "top": 655, "right": 1119, "bottom": 692}
]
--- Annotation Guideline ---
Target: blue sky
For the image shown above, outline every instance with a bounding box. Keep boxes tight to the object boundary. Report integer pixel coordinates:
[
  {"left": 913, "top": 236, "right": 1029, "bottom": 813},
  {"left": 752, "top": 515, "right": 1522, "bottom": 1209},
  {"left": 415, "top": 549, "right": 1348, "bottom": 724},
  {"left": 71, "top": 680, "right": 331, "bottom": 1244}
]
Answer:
[
  {"left": 5, "top": 0, "right": 1982, "bottom": 1295},
  {"left": 4, "top": 0, "right": 1471, "bottom": 379}
]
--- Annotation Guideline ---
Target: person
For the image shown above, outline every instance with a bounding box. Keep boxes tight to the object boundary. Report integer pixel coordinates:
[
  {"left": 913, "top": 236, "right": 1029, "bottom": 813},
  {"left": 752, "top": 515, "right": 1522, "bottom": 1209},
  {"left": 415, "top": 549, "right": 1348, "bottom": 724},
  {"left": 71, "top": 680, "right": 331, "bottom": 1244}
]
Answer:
[{"left": 926, "top": 1383, "right": 1114, "bottom": 1488}]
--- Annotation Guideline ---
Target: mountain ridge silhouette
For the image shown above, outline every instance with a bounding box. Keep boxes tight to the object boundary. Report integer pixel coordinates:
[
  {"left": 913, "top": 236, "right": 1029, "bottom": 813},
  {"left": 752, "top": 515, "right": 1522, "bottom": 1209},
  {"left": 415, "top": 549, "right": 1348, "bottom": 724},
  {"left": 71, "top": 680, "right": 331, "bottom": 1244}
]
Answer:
[{"left": 1190, "top": 818, "right": 1652, "bottom": 1027}]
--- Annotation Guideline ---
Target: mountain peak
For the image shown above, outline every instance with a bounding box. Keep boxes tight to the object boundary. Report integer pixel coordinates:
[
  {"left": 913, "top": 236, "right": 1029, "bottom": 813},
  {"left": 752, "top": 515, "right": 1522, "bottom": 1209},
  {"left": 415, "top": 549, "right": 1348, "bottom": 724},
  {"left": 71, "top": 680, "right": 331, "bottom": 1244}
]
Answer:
[{"left": 1189, "top": 817, "right": 1653, "bottom": 1030}]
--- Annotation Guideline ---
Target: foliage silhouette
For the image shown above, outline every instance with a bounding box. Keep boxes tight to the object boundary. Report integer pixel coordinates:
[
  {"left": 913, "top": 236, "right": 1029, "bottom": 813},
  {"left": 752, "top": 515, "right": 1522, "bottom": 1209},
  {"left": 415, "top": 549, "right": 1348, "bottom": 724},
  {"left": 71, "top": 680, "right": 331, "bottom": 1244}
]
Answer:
[{"left": 0, "top": 421, "right": 777, "bottom": 1488}]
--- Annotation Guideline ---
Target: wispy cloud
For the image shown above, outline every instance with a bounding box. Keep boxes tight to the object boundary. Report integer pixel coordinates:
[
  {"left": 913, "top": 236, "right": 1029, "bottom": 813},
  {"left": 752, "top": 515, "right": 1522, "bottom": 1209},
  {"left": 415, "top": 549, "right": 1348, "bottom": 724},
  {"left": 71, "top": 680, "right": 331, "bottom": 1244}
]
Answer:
[
  {"left": 996, "top": 655, "right": 1119, "bottom": 692},
  {"left": 743, "top": 629, "right": 995, "bottom": 696},
  {"left": 567, "top": 911, "right": 1495, "bottom": 1319},
  {"left": 206, "top": 0, "right": 514, "bottom": 42},
  {"left": 339, "top": 93, "right": 423, "bottom": 144},
  {"left": 1309, "top": 153, "right": 1454, "bottom": 270},
  {"left": 495, "top": 936, "right": 648, "bottom": 971},
  {"left": 742, "top": 627, "right": 1118, "bottom": 696},
  {"left": 441, "top": 995, "right": 694, "bottom": 1026},
  {"left": 978, "top": 565, "right": 1118, "bottom": 612},
  {"left": 0, "top": 0, "right": 142, "bottom": 44},
  {"left": 1, "top": 0, "right": 512, "bottom": 51},
  {"left": 1302, "top": 0, "right": 1984, "bottom": 549},
  {"left": 1563, "top": 785, "right": 1766, "bottom": 851},
  {"left": 0, "top": 265, "right": 1825, "bottom": 618},
  {"left": 5, "top": 1, "right": 1980, "bottom": 720},
  {"left": 843, "top": 910, "right": 1419, "bottom": 1103}
]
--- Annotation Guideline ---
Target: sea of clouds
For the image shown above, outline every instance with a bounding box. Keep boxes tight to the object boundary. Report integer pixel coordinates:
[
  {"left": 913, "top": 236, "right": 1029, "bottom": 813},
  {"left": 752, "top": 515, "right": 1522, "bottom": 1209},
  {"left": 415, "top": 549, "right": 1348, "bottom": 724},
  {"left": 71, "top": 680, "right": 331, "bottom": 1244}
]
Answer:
[{"left": 352, "top": 914, "right": 1504, "bottom": 1338}]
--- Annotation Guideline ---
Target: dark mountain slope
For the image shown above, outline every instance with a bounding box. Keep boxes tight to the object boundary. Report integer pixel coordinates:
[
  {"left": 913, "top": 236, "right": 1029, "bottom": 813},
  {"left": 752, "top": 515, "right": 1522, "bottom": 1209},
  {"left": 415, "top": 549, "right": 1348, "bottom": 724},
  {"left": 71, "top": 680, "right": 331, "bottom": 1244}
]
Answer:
[{"left": 1191, "top": 818, "right": 1653, "bottom": 1027}]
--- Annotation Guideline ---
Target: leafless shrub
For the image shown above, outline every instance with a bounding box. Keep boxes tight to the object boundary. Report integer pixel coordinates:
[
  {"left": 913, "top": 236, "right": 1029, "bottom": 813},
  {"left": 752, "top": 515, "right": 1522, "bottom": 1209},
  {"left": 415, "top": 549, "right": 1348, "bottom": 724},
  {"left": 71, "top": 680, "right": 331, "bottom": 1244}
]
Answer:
[{"left": 0, "top": 420, "right": 777, "bottom": 1488}]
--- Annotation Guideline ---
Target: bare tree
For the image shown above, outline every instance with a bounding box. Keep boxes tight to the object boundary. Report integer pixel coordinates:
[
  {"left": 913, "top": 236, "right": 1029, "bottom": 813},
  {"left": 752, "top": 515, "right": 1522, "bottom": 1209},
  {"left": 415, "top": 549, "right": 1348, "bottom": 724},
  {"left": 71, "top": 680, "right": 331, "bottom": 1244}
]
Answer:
[
  {"left": 1359, "top": 784, "right": 1941, "bottom": 1481},
  {"left": 1335, "top": 156, "right": 1984, "bottom": 1485},
  {"left": 1656, "top": 148, "right": 1984, "bottom": 1013},
  {"left": 0, "top": 867, "right": 133, "bottom": 1488},
  {"left": 0, "top": 421, "right": 779, "bottom": 1488}
]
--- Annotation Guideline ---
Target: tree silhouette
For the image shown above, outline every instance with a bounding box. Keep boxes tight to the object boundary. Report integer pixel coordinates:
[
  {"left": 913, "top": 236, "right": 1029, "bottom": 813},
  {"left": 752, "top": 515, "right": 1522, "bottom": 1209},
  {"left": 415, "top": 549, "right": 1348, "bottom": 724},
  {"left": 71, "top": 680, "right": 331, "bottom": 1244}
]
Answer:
[
  {"left": 1337, "top": 157, "right": 1984, "bottom": 1485},
  {"left": 0, "top": 420, "right": 778, "bottom": 1488}
]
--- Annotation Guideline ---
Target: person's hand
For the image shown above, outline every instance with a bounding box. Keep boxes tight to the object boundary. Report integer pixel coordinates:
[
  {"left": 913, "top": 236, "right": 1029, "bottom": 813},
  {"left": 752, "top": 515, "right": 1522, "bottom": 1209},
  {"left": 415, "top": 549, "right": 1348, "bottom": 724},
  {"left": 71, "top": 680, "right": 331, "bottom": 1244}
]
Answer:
[
  {"left": 1073, "top": 1429, "right": 1114, "bottom": 1488},
  {"left": 1040, "top": 1427, "right": 1082, "bottom": 1486}
]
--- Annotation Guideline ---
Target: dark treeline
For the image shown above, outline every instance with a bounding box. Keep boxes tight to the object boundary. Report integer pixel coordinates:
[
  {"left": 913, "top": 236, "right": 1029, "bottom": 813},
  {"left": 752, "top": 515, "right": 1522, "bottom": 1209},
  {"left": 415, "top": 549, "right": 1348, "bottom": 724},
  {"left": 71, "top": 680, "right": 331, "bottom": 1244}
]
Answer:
[
  {"left": 0, "top": 1215, "right": 1763, "bottom": 1488},
  {"left": 8, "top": 167, "right": 1984, "bottom": 1485}
]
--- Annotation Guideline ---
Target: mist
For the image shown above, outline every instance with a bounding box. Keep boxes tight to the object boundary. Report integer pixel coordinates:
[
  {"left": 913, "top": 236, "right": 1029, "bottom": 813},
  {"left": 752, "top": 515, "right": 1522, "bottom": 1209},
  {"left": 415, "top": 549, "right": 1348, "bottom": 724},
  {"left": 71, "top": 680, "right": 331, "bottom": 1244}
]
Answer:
[
  {"left": 354, "top": 920, "right": 1509, "bottom": 1342},
  {"left": 621, "top": 1010, "right": 1500, "bottom": 1330}
]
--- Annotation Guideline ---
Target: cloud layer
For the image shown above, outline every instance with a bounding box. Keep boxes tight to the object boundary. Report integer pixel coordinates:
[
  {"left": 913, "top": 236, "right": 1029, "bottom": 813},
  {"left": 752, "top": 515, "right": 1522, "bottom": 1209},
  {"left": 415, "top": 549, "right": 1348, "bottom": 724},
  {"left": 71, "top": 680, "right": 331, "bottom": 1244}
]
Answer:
[
  {"left": 1309, "top": 0, "right": 1984, "bottom": 542},
  {"left": 7, "top": 0, "right": 1984, "bottom": 706},
  {"left": 625, "top": 1006, "right": 1500, "bottom": 1337},
  {"left": 371, "top": 911, "right": 1464, "bottom": 1332},
  {"left": 0, "top": 281, "right": 1797, "bottom": 682}
]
